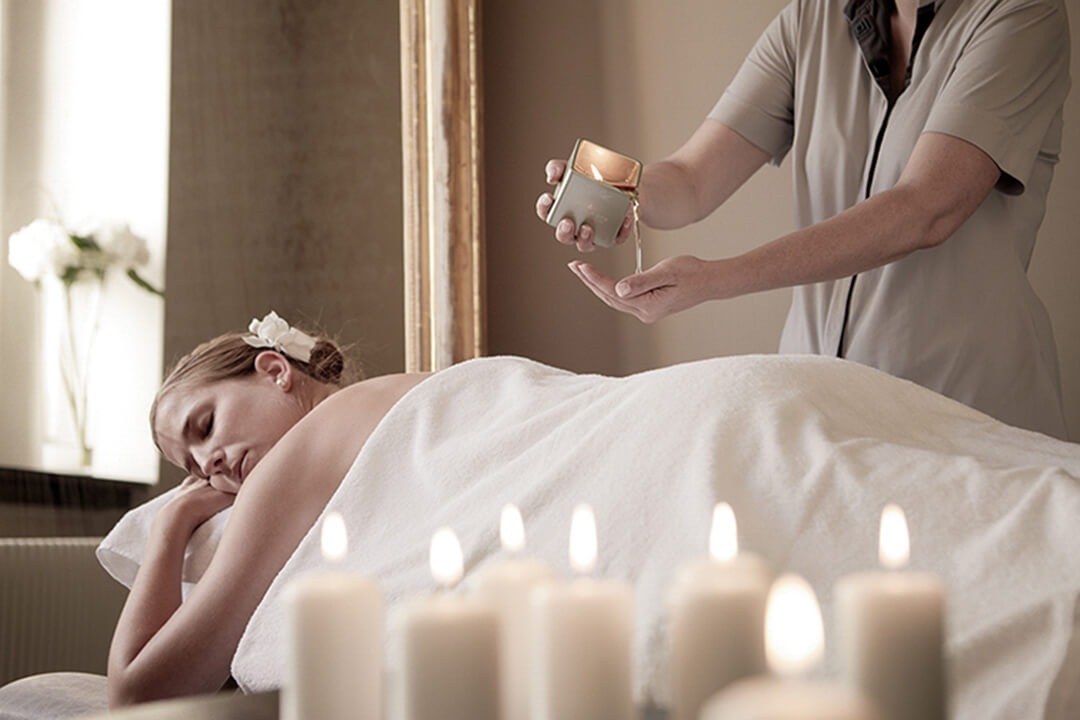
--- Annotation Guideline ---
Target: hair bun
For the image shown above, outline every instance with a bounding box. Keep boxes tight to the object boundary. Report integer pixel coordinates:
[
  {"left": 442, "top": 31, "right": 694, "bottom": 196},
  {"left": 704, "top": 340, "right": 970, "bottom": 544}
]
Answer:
[{"left": 308, "top": 339, "right": 345, "bottom": 385}]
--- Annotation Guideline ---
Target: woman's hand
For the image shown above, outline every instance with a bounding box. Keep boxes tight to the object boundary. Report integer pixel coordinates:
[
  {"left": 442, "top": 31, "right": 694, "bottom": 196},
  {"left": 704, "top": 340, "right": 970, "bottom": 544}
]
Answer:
[
  {"left": 154, "top": 476, "right": 234, "bottom": 542},
  {"left": 567, "top": 255, "right": 719, "bottom": 323},
  {"left": 535, "top": 159, "right": 633, "bottom": 252}
]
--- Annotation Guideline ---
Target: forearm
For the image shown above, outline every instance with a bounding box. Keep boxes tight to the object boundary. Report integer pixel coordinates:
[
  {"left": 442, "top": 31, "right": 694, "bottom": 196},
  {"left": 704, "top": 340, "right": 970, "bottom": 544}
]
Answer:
[
  {"left": 107, "top": 513, "right": 235, "bottom": 706},
  {"left": 639, "top": 120, "right": 771, "bottom": 230},
  {"left": 707, "top": 184, "right": 941, "bottom": 300}
]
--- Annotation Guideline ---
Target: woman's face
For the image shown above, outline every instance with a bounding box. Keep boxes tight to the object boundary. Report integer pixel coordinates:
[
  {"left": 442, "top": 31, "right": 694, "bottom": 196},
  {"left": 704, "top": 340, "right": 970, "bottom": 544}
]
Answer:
[{"left": 154, "top": 372, "right": 305, "bottom": 493}]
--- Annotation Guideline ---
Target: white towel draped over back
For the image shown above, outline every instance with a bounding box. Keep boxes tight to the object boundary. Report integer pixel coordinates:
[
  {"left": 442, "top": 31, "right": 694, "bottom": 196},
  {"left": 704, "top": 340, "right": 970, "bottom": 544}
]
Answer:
[{"left": 231, "top": 355, "right": 1080, "bottom": 719}]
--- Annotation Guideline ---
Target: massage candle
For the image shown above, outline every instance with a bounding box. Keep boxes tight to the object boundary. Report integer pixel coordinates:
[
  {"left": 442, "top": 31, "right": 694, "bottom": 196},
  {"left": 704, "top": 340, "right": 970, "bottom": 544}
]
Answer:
[
  {"left": 400, "top": 527, "right": 501, "bottom": 720},
  {"left": 531, "top": 504, "right": 635, "bottom": 720},
  {"left": 471, "top": 505, "right": 559, "bottom": 720},
  {"left": 701, "top": 574, "right": 876, "bottom": 720},
  {"left": 667, "top": 503, "right": 771, "bottom": 720},
  {"left": 281, "top": 512, "right": 383, "bottom": 720},
  {"left": 835, "top": 504, "right": 946, "bottom": 720}
]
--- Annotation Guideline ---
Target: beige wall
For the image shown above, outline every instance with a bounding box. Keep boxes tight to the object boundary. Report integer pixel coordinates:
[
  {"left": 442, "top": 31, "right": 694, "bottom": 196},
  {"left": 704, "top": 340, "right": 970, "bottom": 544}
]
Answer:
[
  {"left": 162, "top": 0, "right": 404, "bottom": 488},
  {"left": 485, "top": 0, "right": 1080, "bottom": 441}
]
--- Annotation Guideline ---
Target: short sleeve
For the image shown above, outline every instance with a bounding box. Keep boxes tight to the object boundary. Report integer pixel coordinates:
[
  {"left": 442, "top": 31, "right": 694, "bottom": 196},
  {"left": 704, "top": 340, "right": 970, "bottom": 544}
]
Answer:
[
  {"left": 923, "top": 0, "right": 1071, "bottom": 194},
  {"left": 708, "top": 1, "right": 799, "bottom": 166}
]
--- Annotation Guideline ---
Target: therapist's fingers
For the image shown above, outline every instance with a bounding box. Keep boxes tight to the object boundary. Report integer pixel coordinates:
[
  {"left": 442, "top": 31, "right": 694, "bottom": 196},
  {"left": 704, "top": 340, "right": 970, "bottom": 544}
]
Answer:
[
  {"left": 614, "top": 264, "right": 669, "bottom": 298},
  {"left": 545, "top": 159, "right": 567, "bottom": 185},
  {"left": 536, "top": 192, "right": 554, "bottom": 222},
  {"left": 569, "top": 261, "right": 635, "bottom": 314},
  {"left": 575, "top": 224, "right": 596, "bottom": 252}
]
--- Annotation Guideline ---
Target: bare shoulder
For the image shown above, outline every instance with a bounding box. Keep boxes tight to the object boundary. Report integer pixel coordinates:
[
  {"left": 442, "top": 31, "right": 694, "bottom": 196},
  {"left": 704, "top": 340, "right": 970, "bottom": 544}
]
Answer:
[
  {"left": 279, "top": 372, "right": 432, "bottom": 464},
  {"left": 311, "top": 372, "right": 432, "bottom": 426}
]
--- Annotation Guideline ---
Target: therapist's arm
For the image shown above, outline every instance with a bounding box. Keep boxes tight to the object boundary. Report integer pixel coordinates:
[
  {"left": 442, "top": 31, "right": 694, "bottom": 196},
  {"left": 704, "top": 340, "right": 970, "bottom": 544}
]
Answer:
[
  {"left": 570, "top": 131, "right": 1000, "bottom": 322},
  {"left": 537, "top": 119, "right": 771, "bottom": 251}
]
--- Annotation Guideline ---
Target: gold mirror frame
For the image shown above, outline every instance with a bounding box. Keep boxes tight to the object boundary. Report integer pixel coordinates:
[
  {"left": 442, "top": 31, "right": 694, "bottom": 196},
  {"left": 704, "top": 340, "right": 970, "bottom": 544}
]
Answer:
[{"left": 400, "top": 0, "right": 486, "bottom": 372}]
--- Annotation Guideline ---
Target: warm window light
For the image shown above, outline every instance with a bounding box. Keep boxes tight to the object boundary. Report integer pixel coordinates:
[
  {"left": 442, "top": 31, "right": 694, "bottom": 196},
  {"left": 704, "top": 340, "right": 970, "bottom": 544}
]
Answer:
[
  {"left": 430, "top": 527, "right": 464, "bottom": 588},
  {"left": 879, "top": 504, "right": 910, "bottom": 570},
  {"left": 569, "top": 504, "right": 598, "bottom": 574},
  {"left": 709, "top": 502, "right": 738, "bottom": 562},
  {"left": 765, "top": 574, "right": 825, "bottom": 678},
  {"left": 320, "top": 512, "right": 348, "bottom": 562},
  {"left": 501, "top": 504, "right": 526, "bottom": 553}
]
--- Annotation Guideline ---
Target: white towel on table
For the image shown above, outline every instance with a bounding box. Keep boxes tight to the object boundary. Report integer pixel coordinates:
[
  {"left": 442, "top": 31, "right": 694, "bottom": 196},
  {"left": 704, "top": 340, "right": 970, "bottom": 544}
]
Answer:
[{"left": 177, "top": 354, "right": 1080, "bottom": 719}]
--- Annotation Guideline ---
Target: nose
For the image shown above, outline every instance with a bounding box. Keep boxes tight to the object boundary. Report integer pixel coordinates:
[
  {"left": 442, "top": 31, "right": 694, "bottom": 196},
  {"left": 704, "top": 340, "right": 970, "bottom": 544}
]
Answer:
[{"left": 195, "top": 446, "right": 227, "bottom": 479}]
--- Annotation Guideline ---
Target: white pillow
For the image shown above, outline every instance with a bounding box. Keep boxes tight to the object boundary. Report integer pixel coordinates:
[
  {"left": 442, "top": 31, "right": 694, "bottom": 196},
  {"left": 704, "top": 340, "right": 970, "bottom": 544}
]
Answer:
[{"left": 95, "top": 487, "right": 230, "bottom": 599}]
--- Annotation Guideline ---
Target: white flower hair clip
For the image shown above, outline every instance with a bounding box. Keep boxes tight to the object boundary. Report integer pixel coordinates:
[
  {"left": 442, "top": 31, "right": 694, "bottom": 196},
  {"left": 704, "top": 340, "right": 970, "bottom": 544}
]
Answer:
[{"left": 243, "top": 311, "right": 316, "bottom": 363}]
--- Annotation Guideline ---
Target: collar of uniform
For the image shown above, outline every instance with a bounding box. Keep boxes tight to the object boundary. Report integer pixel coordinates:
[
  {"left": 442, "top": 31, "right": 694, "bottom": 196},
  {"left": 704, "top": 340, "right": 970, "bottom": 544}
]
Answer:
[{"left": 844, "top": 0, "right": 942, "bottom": 17}]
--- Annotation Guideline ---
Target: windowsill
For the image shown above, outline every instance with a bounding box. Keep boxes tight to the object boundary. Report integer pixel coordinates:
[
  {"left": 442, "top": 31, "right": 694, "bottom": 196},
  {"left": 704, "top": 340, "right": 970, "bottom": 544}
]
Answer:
[{"left": 0, "top": 465, "right": 148, "bottom": 510}]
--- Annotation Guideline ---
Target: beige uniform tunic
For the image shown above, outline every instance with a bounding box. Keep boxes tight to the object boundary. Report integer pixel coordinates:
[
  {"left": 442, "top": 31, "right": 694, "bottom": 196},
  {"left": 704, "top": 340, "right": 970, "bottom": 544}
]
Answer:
[{"left": 710, "top": 0, "right": 1071, "bottom": 438}]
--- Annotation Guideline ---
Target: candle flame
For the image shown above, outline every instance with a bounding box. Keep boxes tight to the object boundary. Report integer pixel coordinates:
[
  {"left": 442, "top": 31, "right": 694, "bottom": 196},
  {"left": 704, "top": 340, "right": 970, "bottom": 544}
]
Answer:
[
  {"left": 500, "top": 504, "right": 526, "bottom": 552},
  {"left": 320, "top": 512, "right": 347, "bottom": 562},
  {"left": 765, "top": 574, "right": 824, "bottom": 678},
  {"left": 590, "top": 163, "right": 604, "bottom": 182},
  {"left": 879, "top": 503, "right": 910, "bottom": 570},
  {"left": 709, "top": 503, "right": 738, "bottom": 561},
  {"left": 569, "top": 504, "right": 597, "bottom": 574},
  {"left": 430, "top": 527, "right": 464, "bottom": 588}
]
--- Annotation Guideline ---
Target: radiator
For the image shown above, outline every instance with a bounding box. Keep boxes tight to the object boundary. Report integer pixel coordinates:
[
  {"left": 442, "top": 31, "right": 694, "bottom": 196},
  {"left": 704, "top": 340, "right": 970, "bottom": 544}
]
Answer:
[{"left": 0, "top": 537, "right": 127, "bottom": 687}]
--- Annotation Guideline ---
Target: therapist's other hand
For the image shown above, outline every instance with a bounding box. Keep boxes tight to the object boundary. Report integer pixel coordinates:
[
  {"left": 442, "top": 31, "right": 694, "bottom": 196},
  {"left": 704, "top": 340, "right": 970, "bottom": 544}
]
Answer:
[
  {"left": 568, "top": 255, "right": 714, "bottom": 323},
  {"left": 536, "top": 159, "right": 633, "bottom": 252}
]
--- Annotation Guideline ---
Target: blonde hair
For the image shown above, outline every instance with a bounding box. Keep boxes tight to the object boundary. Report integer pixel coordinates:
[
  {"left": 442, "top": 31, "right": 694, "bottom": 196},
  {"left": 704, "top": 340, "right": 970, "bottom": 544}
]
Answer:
[{"left": 149, "top": 326, "right": 354, "bottom": 449}]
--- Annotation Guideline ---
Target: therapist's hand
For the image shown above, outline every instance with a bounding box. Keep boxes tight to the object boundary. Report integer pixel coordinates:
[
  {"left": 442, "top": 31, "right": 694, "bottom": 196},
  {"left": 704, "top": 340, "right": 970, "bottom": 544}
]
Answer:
[
  {"left": 568, "top": 255, "right": 716, "bottom": 323},
  {"left": 536, "top": 159, "right": 633, "bottom": 252}
]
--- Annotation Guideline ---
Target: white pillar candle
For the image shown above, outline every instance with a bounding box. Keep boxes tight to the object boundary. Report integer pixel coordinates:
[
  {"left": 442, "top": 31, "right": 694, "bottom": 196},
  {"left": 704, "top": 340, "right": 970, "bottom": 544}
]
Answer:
[
  {"left": 531, "top": 504, "right": 635, "bottom": 720},
  {"left": 667, "top": 503, "right": 771, "bottom": 720},
  {"left": 282, "top": 512, "right": 383, "bottom": 720},
  {"left": 400, "top": 526, "right": 501, "bottom": 720},
  {"left": 702, "top": 574, "right": 876, "bottom": 720},
  {"left": 470, "top": 504, "right": 559, "bottom": 720},
  {"left": 835, "top": 504, "right": 946, "bottom": 720}
]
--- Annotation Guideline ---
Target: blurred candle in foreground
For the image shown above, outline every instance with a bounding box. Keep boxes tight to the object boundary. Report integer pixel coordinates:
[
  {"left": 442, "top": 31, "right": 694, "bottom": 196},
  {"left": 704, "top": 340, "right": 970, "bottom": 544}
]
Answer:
[
  {"left": 667, "top": 503, "right": 771, "bottom": 720},
  {"left": 835, "top": 504, "right": 946, "bottom": 720},
  {"left": 282, "top": 512, "right": 383, "bottom": 720},
  {"left": 400, "top": 527, "right": 501, "bottom": 720},
  {"left": 701, "top": 574, "right": 876, "bottom": 720},
  {"left": 471, "top": 505, "right": 559, "bottom": 720},
  {"left": 532, "top": 504, "right": 635, "bottom": 720}
]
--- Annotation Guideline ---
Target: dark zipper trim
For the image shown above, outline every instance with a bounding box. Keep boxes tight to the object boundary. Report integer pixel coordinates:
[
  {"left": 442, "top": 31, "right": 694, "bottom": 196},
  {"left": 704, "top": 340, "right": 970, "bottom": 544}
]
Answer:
[
  {"left": 836, "top": 2, "right": 935, "bottom": 358},
  {"left": 836, "top": 102, "right": 893, "bottom": 357}
]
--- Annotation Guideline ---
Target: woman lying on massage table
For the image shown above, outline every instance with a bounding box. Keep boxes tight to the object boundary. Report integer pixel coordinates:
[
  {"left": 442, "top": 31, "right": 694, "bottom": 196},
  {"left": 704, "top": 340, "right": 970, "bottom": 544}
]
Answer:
[
  {"left": 107, "top": 311, "right": 1080, "bottom": 717},
  {"left": 107, "top": 312, "right": 427, "bottom": 707}
]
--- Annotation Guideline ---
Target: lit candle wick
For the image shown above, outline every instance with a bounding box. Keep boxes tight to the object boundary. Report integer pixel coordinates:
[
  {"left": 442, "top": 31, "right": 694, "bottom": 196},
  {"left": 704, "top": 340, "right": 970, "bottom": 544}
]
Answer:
[
  {"left": 430, "top": 526, "right": 464, "bottom": 589},
  {"left": 765, "top": 574, "right": 824, "bottom": 678},
  {"left": 879, "top": 503, "right": 910, "bottom": 570},
  {"left": 500, "top": 504, "right": 525, "bottom": 553},
  {"left": 709, "top": 502, "right": 738, "bottom": 562},
  {"left": 569, "top": 504, "right": 598, "bottom": 575},
  {"left": 321, "top": 511, "right": 347, "bottom": 562}
]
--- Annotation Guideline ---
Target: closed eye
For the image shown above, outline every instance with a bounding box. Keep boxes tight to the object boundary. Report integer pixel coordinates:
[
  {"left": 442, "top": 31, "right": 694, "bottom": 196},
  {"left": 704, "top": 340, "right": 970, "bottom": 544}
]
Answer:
[{"left": 202, "top": 413, "right": 214, "bottom": 439}]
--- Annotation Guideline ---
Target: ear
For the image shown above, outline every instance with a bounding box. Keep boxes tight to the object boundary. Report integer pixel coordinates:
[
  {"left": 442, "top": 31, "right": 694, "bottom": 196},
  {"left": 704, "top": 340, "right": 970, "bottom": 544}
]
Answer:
[{"left": 253, "top": 350, "right": 292, "bottom": 390}]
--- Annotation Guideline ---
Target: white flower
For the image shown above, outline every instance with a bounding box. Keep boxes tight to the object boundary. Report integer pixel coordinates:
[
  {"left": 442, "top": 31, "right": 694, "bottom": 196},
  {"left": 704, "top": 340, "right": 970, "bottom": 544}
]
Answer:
[
  {"left": 7, "top": 219, "right": 77, "bottom": 282},
  {"left": 94, "top": 223, "right": 150, "bottom": 269},
  {"left": 243, "top": 311, "right": 316, "bottom": 362}
]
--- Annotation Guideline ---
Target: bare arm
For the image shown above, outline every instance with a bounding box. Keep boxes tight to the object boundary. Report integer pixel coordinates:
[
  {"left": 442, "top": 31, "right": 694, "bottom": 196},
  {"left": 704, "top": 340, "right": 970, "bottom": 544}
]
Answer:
[
  {"left": 569, "top": 131, "right": 1000, "bottom": 321},
  {"left": 637, "top": 119, "right": 772, "bottom": 230},
  {"left": 536, "top": 119, "right": 770, "bottom": 250},
  {"left": 107, "top": 373, "right": 426, "bottom": 706}
]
